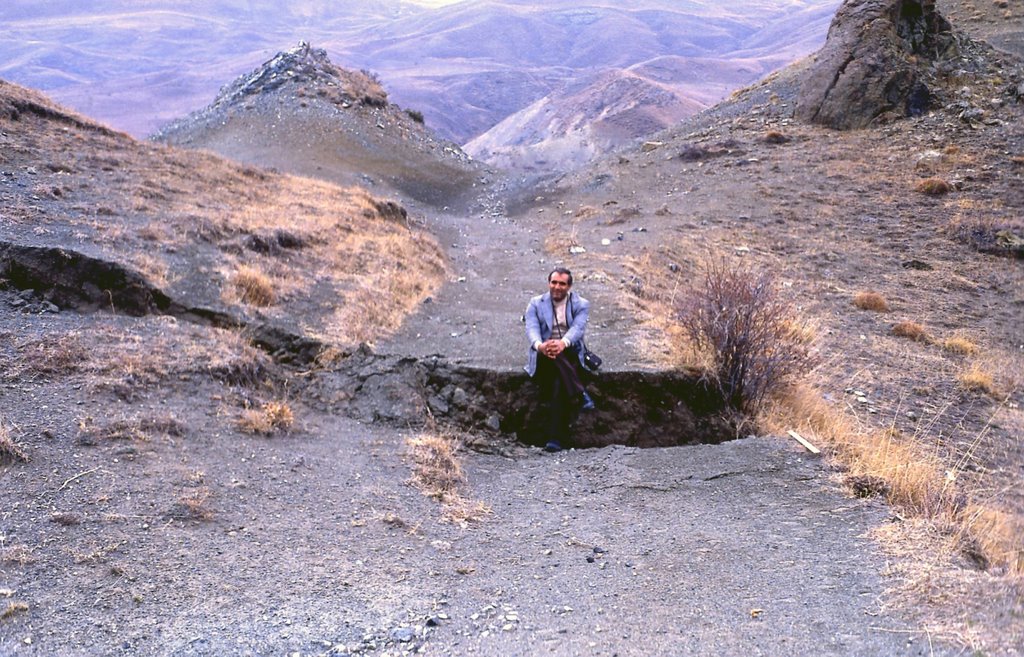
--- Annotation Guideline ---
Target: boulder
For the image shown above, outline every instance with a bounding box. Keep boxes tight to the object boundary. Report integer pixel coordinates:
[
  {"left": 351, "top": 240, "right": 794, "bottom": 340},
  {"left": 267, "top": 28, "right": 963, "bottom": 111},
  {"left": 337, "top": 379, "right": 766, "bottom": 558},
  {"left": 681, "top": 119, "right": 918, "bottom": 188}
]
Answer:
[{"left": 796, "top": 0, "right": 955, "bottom": 129}]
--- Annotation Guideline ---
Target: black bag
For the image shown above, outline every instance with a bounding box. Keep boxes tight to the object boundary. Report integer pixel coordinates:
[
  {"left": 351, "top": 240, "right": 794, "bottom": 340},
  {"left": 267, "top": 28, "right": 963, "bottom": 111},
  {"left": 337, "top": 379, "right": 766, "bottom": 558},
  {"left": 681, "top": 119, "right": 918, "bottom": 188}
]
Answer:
[{"left": 581, "top": 342, "right": 602, "bottom": 373}]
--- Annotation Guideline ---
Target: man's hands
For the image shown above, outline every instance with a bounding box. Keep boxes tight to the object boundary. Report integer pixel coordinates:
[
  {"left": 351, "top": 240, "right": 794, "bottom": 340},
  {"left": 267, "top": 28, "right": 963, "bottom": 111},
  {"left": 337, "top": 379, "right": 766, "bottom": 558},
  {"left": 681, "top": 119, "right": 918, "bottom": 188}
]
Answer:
[{"left": 539, "top": 339, "right": 567, "bottom": 359}]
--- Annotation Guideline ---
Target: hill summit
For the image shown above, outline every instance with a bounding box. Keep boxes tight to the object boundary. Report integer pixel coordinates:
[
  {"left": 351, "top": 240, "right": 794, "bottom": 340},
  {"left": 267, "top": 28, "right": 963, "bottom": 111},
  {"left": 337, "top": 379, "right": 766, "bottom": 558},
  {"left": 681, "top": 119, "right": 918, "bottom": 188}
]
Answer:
[{"left": 154, "top": 42, "right": 481, "bottom": 207}]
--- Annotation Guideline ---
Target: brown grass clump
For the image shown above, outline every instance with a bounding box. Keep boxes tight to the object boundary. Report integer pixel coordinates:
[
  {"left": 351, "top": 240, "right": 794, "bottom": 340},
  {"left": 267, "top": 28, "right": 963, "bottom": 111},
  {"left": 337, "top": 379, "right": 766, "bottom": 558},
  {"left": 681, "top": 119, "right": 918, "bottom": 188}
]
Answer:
[
  {"left": 1, "top": 333, "right": 86, "bottom": 381},
  {"left": 0, "top": 420, "right": 27, "bottom": 464},
  {"left": 1, "top": 601, "right": 29, "bottom": 620},
  {"left": 915, "top": 177, "right": 951, "bottom": 195},
  {"left": 173, "top": 486, "right": 214, "bottom": 521},
  {"left": 941, "top": 335, "right": 980, "bottom": 356},
  {"left": 0, "top": 544, "right": 36, "bottom": 566},
  {"left": 237, "top": 401, "right": 294, "bottom": 435},
  {"left": 230, "top": 265, "right": 276, "bottom": 306},
  {"left": 77, "top": 415, "right": 185, "bottom": 445},
  {"left": 853, "top": 290, "right": 890, "bottom": 312},
  {"left": 957, "top": 363, "right": 1001, "bottom": 398},
  {"left": 891, "top": 320, "right": 931, "bottom": 342},
  {"left": 406, "top": 429, "right": 490, "bottom": 524},
  {"left": 763, "top": 130, "right": 790, "bottom": 144}
]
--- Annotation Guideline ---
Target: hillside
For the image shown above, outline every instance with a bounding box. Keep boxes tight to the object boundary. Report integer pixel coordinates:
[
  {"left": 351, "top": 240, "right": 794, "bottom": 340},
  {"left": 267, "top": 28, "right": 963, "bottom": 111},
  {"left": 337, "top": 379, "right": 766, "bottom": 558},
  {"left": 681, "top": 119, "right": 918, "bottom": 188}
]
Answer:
[
  {"left": 154, "top": 43, "right": 482, "bottom": 207},
  {"left": 1, "top": 1, "right": 1023, "bottom": 655}
]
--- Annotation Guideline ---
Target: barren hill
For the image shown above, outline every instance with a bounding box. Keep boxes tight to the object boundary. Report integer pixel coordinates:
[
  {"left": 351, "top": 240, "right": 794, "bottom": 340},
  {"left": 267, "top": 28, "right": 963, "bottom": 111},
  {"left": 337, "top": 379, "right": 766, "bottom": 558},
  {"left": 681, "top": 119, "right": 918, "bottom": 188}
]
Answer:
[{"left": 154, "top": 43, "right": 482, "bottom": 207}]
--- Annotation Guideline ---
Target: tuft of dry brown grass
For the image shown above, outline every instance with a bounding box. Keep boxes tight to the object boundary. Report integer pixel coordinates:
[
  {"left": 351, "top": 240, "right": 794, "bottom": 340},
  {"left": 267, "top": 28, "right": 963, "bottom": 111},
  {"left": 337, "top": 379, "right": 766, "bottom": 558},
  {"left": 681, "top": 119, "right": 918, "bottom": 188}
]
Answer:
[
  {"left": 915, "top": 177, "right": 951, "bottom": 195},
  {"left": 941, "top": 335, "right": 980, "bottom": 356},
  {"left": 853, "top": 290, "right": 890, "bottom": 312},
  {"left": 1, "top": 333, "right": 86, "bottom": 381},
  {"left": 230, "top": 265, "right": 276, "bottom": 307},
  {"left": 0, "top": 419, "right": 28, "bottom": 464},
  {"left": 77, "top": 415, "right": 185, "bottom": 445},
  {"left": 406, "top": 429, "right": 490, "bottom": 524},
  {"left": 763, "top": 384, "right": 1022, "bottom": 576},
  {"left": 0, "top": 544, "right": 36, "bottom": 566},
  {"left": 958, "top": 363, "right": 1002, "bottom": 399},
  {"left": 891, "top": 320, "right": 931, "bottom": 343},
  {"left": 1, "top": 601, "right": 29, "bottom": 620},
  {"left": 237, "top": 401, "right": 294, "bottom": 435},
  {"left": 173, "top": 486, "right": 214, "bottom": 521}
]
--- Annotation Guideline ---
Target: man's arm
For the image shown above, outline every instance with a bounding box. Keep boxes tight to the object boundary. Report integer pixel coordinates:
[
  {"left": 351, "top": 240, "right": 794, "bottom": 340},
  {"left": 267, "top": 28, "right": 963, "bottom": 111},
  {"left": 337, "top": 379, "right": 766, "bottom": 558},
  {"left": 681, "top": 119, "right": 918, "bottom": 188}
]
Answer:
[
  {"left": 525, "top": 296, "right": 544, "bottom": 350},
  {"left": 562, "top": 296, "right": 589, "bottom": 347}
]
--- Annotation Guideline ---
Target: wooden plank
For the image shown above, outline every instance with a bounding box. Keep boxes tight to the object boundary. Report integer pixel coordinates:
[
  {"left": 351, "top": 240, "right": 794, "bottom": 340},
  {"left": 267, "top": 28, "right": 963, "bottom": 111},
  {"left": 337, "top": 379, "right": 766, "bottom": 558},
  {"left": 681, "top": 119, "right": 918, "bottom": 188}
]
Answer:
[{"left": 787, "top": 430, "right": 820, "bottom": 454}]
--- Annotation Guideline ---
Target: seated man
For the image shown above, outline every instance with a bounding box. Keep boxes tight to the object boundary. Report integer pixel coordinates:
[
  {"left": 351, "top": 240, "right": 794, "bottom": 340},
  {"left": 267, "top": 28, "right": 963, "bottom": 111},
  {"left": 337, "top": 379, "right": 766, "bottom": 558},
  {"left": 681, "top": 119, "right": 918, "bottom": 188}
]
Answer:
[{"left": 524, "top": 267, "right": 595, "bottom": 452}]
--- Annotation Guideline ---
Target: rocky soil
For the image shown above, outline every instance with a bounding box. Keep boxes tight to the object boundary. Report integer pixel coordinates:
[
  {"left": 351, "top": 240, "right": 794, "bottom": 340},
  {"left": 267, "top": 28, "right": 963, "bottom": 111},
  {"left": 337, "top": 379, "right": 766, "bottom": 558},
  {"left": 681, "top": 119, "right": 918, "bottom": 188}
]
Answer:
[{"left": 2, "top": 3, "right": 1023, "bottom": 656}]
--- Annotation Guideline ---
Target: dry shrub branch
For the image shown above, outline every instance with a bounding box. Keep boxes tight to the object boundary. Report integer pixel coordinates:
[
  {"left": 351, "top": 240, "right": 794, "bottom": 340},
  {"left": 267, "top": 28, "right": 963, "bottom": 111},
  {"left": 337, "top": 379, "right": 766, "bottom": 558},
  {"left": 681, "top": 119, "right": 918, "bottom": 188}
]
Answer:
[
  {"left": 676, "top": 259, "right": 819, "bottom": 414},
  {"left": 0, "top": 418, "right": 28, "bottom": 464}
]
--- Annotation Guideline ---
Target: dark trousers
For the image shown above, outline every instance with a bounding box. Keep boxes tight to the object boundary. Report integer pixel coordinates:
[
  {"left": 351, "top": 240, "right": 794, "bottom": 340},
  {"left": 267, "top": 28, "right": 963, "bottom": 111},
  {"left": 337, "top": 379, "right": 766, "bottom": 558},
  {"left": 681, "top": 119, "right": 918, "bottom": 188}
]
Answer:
[{"left": 533, "top": 348, "right": 585, "bottom": 444}]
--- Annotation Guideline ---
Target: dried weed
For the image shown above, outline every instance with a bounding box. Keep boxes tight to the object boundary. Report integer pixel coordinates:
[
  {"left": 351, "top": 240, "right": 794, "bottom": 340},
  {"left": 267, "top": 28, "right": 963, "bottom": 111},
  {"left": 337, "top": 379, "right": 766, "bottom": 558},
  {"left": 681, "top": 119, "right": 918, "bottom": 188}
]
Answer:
[
  {"left": 853, "top": 291, "right": 890, "bottom": 312},
  {"left": 891, "top": 320, "right": 932, "bottom": 343},
  {"left": 0, "top": 420, "right": 28, "bottom": 464},
  {"left": 406, "top": 429, "right": 490, "bottom": 524},
  {"left": 237, "top": 401, "right": 294, "bottom": 435},
  {"left": 1, "top": 602, "right": 29, "bottom": 620},
  {"left": 230, "top": 265, "right": 276, "bottom": 306}
]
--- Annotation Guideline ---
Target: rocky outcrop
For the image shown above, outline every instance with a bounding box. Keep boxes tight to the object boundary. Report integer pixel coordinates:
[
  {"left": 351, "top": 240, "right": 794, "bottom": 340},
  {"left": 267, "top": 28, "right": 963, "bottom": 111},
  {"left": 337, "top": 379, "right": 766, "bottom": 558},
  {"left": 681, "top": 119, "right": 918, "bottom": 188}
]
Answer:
[{"left": 795, "top": 0, "right": 956, "bottom": 129}]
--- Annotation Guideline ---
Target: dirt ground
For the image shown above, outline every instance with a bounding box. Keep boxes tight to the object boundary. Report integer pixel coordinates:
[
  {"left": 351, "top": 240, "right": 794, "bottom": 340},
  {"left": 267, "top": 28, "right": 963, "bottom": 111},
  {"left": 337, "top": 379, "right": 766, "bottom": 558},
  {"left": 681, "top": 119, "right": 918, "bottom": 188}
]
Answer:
[{"left": 3, "top": 7, "right": 1024, "bottom": 657}]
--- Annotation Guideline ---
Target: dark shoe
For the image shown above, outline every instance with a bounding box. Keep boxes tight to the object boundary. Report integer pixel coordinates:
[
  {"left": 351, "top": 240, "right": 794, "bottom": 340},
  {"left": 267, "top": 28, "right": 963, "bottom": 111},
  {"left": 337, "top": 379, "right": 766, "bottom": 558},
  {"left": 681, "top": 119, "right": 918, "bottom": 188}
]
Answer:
[
  {"left": 580, "top": 391, "right": 595, "bottom": 411},
  {"left": 544, "top": 441, "right": 563, "bottom": 453}
]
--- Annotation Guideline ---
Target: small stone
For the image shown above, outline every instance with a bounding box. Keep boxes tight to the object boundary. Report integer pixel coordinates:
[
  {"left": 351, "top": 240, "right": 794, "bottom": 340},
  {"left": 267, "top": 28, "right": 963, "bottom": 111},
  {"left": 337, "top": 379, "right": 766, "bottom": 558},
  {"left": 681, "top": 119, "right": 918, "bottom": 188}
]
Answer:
[
  {"left": 484, "top": 414, "right": 501, "bottom": 431},
  {"left": 601, "top": 238, "right": 611, "bottom": 246},
  {"left": 593, "top": 546, "right": 606, "bottom": 554},
  {"left": 391, "top": 627, "right": 415, "bottom": 643},
  {"left": 586, "top": 556, "right": 595, "bottom": 563}
]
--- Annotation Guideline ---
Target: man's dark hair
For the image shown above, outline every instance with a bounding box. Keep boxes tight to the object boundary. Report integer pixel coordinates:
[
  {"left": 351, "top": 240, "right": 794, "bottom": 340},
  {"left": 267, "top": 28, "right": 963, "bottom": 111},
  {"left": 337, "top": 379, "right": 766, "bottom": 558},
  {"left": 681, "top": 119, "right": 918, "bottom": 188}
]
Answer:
[{"left": 548, "top": 267, "right": 573, "bottom": 286}]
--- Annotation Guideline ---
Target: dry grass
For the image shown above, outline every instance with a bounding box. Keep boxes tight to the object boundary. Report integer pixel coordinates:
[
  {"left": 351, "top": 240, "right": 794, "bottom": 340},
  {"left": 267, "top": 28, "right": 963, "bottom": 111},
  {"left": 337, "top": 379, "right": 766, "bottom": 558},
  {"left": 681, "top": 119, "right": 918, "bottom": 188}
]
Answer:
[
  {"left": 958, "top": 362, "right": 1002, "bottom": 399},
  {"left": 173, "top": 486, "right": 214, "bottom": 521},
  {"left": 0, "top": 419, "right": 28, "bottom": 464},
  {"left": 1, "top": 601, "right": 29, "bottom": 620},
  {"left": 77, "top": 415, "right": 185, "bottom": 444},
  {"left": 406, "top": 429, "right": 490, "bottom": 524},
  {"left": 853, "top": 290, "right": 890, "bottom": 312},
  {"left": 230, "top": 265, "right": 276, "bottom": 306},
  {"left": 0, "top": 544, "right": 36, "bottom": 566},
  {"left": 0, "top": 333, "right": 86, "bottom": 381},
  {"left": 237, "top": 401, "right": 295, "bottom": 435},
  {"left": 763, "top": 384, "right": 1022, "bottom": 577},
  {"left": 891, "top": 320, "right": 931, "bottom": 343},
  {"left": 941, "top": 335, "right": 980, "bottom": 355},
  {"left": 915, "top": 177, "right": 951, "bottom": 195}
]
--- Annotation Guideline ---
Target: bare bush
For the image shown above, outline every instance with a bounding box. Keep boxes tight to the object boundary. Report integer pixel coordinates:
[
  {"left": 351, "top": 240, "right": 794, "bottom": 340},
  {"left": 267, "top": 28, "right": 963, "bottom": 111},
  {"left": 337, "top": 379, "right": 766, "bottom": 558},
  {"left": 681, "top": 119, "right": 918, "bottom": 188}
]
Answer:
[{"left": 676, "top": 259, "right": 819, "bottom": 414}]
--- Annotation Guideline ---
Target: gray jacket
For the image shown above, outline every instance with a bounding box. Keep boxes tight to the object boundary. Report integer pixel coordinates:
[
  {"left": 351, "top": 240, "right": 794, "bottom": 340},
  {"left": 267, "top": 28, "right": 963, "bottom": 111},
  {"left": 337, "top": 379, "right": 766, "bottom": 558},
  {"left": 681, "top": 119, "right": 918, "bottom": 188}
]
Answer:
[{"left": 524, "top": 290, "right": 590, "bottom": 376}]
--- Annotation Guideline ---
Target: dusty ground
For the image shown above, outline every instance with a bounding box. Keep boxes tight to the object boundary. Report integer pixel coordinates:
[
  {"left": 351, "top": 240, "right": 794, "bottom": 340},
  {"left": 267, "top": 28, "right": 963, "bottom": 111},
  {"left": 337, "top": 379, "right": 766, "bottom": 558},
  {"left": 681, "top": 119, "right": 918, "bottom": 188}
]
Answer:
[{"left": 3, "top": 11, "right": 1024, "bottom": 657}]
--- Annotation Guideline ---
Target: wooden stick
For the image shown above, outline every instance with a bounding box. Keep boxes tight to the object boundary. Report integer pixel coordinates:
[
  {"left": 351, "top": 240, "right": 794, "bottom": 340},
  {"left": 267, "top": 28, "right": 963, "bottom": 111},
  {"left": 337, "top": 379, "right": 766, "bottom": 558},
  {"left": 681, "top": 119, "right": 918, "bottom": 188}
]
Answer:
[{"left": 787, "top": 430, "right": 820, "bottom": 454}]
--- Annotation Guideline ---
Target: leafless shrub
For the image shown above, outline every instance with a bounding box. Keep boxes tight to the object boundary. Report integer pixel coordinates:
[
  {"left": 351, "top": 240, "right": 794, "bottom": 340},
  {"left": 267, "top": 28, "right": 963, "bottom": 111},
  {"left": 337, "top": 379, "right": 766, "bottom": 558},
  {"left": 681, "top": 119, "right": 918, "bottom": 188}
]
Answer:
[
  {"left": 853, "top": 291, "right": 890, "bottom": 312},
  {"left": 676, "top": 259, "right": 819, "bottom": 414},
  {"left": 942, "top": 335, "right": 979, "bottom": 355}
]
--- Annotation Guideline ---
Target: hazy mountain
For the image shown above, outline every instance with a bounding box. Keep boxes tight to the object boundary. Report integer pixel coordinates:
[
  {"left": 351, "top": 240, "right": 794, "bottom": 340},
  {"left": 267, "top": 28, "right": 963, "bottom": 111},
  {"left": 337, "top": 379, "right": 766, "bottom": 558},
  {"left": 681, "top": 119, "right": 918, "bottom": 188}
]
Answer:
[{"left": 1, "top": 0, "right": 841, "bottom": 150}]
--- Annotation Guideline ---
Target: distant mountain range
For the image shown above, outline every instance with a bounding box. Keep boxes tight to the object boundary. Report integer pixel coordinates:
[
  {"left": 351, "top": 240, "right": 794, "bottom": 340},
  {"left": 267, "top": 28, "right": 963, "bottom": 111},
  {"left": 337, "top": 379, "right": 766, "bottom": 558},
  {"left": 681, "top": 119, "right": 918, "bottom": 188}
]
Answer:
[{"left": 1, "top": 1, "right": 843, "bottom": 168}]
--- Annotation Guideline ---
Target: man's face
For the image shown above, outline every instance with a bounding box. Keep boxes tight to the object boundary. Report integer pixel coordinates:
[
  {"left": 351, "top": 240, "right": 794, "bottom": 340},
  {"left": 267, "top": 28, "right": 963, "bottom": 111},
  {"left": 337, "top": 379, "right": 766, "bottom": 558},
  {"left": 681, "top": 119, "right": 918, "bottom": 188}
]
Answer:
[{"left": 548, "top": 272, "right": 571, "bottom": 301}]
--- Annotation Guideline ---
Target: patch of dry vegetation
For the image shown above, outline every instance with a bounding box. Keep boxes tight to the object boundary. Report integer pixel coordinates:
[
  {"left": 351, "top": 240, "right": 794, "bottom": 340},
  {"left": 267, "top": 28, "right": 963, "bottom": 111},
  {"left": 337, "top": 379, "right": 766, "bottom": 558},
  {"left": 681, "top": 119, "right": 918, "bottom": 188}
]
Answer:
[
  {"left": 406, "top": 428, "right": 490, "bottom": 524},
  {"left": 237, "top": 401, "right": 294, "bottom": 435},
  {"left": 0, "top": 333, "right": 86, "bottom": 382},
  {"left": 891, "top": 320, "right": 931, "bottom": 342},
  {"left": 0, "top": 81, "right": 447, "bottom": 348},
  {"left": 915, "top": 177, "right": 951, "bottom": 195},
  {"left": 958, "top": 362, "right": 1002, "bottom": 399},
  {"left": 229, "top": 265, "right": 276, "bottom": 306},
  {"left": 1, "top": 601, "right": 29, "bottom": 620},
  {"left": 853, "top": 291, "right": 890, "bottom": 312},
  {"left": 941, "top": 334, "right": 980, "bottom": 355},
  {"left": 0, "top": 418, "right": 28, "bottom": 464},
  {"left": 171, "top": 486, "right": 214, "bottom": 521},
  {"left": 77, "top": 414, "right": 185, "bottom": 445}
]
